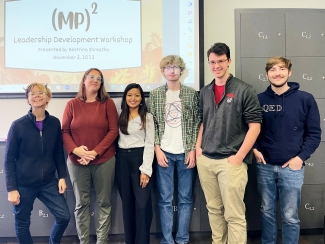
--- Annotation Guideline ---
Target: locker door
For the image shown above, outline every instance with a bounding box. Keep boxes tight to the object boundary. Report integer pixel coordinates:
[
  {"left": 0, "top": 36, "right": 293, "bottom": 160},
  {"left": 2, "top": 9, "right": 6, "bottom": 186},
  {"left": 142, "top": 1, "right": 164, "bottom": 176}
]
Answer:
[
  {"left": 287, "top": 57, "right": 325, "bottom": 99},
  {"left": 108, "top": 187, "right": 124, "bottom": 234},
  {"left": 189, "top": 186, "right": 201, "bottom": 231},
  {"left": 0, "top": 192, "right": 16, "bottom": 237},
  {"left": 240, "top": 12, "right": 285, "bottom": 58},
  {"left": 299, "top": 184, "right": 325, "bottom": 229},
  {"left": 244, "top": 184, "right": 262, "bottom": 231},
  {"left": 0, "top": 143, "right": 6, "bottom": 191},
  {"left": 316, "top": 99, "right": 325, "bottom": 142},
  {"left": 150, "top": 187, "right": 160, "bottom": 233},
  {"left": 199, "top": 187, "right": 210, "bottom": 231},
  {"left": 304, "top": 142, "right": 325, "bottom": 184},
  {"left": 241, "top": 57, "right": 271, "bottom": 95},
  {"left": 286, "top": 12, "right": 325, "bottom": 57}
]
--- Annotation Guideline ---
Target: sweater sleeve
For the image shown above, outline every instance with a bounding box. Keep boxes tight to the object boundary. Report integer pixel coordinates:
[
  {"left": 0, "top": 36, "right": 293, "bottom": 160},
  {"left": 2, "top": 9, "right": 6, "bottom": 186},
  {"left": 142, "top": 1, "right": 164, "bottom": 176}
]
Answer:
[
  {"left": 54, "top": 119, "right": 67, "bottom": 179},
  {"left": 139, "top": 113, "right": 155, "bottom": 177},
  {"left": 61, "top": 100, "right": 78, "bottom": 154},
  {"left": 242, "top": 86, "right": 263, "bottom": 124},
  {"left": 4, "top": 122, "right": 19, "bottom": 192},
  {"left": 297, "top": 96, "right": 321, "bottom": 161},
  {"left": 93, "top": 99, "right": 118, "bottom": 156}
]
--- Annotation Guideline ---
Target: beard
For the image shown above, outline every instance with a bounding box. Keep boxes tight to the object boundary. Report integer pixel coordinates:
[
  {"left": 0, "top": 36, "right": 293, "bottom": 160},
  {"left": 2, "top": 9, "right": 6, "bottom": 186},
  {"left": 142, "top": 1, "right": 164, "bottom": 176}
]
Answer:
[{"left": 268, "top": 78, "right": 288, "bottom": 88}]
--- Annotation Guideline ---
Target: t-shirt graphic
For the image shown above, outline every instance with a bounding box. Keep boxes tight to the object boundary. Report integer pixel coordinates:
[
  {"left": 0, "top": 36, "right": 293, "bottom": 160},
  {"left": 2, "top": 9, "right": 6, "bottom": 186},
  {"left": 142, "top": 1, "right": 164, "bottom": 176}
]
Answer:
[
  {"left": 165, "top": 101, "right": 182, "bottom": 128},
  {"left": 160, "top": 90, "right": 184, "bottom": 154}
]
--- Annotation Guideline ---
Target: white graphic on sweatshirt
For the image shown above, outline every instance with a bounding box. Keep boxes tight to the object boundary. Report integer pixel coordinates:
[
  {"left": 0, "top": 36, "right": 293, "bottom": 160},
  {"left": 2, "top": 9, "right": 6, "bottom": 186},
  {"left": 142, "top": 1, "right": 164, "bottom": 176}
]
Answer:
[{"left": 262, "top": 104, "right": 283, "bottom": 112}]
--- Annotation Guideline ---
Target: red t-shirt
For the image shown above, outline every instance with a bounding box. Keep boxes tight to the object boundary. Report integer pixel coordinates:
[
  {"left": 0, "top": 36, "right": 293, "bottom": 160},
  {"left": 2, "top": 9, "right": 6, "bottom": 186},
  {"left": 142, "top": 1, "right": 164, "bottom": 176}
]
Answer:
[{"left": 214, "top": 84, "right": 225, "bottom": 104}]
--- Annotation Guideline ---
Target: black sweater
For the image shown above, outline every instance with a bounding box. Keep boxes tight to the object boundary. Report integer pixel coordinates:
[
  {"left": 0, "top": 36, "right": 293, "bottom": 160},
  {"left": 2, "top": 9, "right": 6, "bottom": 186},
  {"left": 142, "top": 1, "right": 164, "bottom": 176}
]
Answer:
[{"left": 5, "top": 110, "right": 67, "bottom": 192}]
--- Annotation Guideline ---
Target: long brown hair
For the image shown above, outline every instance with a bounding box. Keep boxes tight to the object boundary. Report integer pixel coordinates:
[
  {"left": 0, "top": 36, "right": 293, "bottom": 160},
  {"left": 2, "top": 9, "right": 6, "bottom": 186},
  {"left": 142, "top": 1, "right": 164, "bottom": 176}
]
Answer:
[
  {"left": 118, "top": 83, "right": 147, "bottom": 135},
  {"left": 76, "top": 68, "right": 110, "bottom": 103}
]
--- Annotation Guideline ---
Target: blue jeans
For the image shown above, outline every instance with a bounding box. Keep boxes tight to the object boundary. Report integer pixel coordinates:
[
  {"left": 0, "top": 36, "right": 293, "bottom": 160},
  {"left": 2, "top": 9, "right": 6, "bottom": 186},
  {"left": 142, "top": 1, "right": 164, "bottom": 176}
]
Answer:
[
  {"left": 256, "top": 163, "right": 304, "bottom": 244},
  {"left": 13, "top": 179, "right": 70, "bottom": 244},
  {"left": 156, "top": 151, "right": 194, "bottom": 244}
]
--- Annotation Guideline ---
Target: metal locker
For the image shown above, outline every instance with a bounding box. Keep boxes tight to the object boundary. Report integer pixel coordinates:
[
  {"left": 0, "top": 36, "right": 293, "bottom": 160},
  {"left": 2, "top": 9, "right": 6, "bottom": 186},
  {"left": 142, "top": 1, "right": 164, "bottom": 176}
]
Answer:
[
  {"left": 108, "top": 186, "right": 124, "bottom": 234},
  {"left": 0, "top": 161, "right": 5, "bottom": 192},
  {"left": 244, "top": 184, "right": 262, "bottom": 231},
  {"left": 316, "top": 99, "right": 325, "bottom": 142},
  {"left": 235, "top": 9, "right": 325, "bottom": 231},
  {"left": 0, "top": 143, "right": 6, "bottom": 191},
  {"left": 304, "top": 142, "right": 325, "bottom": 184},
  {"left": 0, "top": 191, "right": 16, "bottom": 237},
  {"left": 299, "top": 184, "right": 325, "bottom": 229},
  {"left": 150, "top": 187, "right": 160, "bottom": 233},
  {"left": 189, "top": 186, "right": 201, "bottom": 231},
  {"left": 239, "top": 12, "right": 285, "bottom": 58},
  {"left": 241, "top": 57, "right": 271, "bottom": 95},
  {"left": 287, "top": 57, "right": 325, "bottom": 99},
  {"left": 286, "top": 12, "right": 325, "bottom": 57},
  {"left": 199, "top": 187, "right": 210, "bottom": 231},
  {"left": 247, "top": 162, "right": 258, "bottom": 186}
]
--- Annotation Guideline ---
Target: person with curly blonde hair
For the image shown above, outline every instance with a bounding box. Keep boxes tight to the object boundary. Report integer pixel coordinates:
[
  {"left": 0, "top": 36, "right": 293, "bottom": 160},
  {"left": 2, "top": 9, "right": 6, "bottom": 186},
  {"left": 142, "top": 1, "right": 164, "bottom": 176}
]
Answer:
[{"left": 5, "top": 82, "right": 70, "bottom": 244}]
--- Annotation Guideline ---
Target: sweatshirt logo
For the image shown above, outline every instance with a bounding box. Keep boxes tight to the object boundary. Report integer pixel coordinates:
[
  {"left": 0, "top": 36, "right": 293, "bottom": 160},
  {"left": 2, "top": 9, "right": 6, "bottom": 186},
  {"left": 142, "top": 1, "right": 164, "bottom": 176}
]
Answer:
[
  {"left": 226, "top": 93, "right": 235, "bottom": 103},
  {"left": 262, "top": 104, "right": 283, "bottom": 112}
]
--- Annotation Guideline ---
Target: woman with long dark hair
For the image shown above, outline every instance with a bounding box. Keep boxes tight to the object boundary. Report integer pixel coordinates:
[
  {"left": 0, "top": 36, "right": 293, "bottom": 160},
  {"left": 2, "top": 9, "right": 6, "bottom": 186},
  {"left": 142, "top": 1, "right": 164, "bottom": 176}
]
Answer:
[
  {"left": 62, "top": 68, "right": 118, "bottom": 244},
  {"left": 116, "top": 83, "right": 154, "bottom": 244}
]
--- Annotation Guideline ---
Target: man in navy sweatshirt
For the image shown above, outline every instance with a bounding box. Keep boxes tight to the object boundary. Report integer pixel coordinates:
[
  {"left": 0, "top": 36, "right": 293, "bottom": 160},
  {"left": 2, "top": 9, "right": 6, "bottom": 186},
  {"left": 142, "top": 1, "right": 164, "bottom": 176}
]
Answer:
[{"left": 253, "top": 57, "right": 321, "bottom": 244}]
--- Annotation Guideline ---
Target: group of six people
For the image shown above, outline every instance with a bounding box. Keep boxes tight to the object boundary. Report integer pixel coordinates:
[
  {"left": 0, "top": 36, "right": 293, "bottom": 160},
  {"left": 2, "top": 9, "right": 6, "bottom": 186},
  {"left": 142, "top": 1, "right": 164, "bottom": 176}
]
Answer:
[{"left": 4, "top": 42, "right": 321, "bottom": 244}]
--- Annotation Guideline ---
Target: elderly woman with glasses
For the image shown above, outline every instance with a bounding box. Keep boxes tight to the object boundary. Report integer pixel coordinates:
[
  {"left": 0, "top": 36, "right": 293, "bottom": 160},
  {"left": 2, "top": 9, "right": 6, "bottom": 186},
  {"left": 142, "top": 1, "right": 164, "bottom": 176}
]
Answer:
[
  {"left": 5, "top": 82, "right": 70, "bottom": 244},
  {"left": 62, "top": 68, "right": 118, "bottom": 244}
]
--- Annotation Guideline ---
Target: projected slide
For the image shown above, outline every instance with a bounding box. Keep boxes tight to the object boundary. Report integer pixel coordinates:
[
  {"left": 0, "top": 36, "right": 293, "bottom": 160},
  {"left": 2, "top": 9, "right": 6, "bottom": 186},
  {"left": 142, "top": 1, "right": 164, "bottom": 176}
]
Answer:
[
  {"left": 0, "top": 0, "right": 201, "bottom": 95},
  {"left": 5, "top": 0, "right": 141, "bottom": 71}
]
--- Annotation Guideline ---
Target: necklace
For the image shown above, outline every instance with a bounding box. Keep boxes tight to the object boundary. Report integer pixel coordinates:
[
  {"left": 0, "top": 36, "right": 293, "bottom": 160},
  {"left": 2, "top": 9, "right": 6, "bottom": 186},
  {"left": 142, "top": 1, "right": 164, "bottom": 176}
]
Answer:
[{"left": 129, "top": 113, "right": 139, "bottom": 120}]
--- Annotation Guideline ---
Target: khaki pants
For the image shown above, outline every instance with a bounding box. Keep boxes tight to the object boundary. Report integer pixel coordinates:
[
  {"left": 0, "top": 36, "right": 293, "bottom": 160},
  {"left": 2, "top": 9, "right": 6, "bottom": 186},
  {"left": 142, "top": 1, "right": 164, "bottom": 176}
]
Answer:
[
  {"left": 67, "top": 157, "right": 115, "bottom": 244},
  {"left": 196, "top": 155, "right": 248, "bottom": 244}
]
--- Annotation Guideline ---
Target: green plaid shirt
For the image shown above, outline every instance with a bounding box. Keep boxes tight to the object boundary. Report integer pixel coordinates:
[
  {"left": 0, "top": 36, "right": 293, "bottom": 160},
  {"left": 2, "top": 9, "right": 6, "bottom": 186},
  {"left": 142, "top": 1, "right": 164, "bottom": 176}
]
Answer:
[{"left": 148, "top": 83, "right": 200, "bottom": 160}]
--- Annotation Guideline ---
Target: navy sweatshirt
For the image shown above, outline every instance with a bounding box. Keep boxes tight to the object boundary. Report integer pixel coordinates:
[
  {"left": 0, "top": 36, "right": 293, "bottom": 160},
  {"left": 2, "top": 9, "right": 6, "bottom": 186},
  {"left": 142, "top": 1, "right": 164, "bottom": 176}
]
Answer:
[
  {"left": 5, "top": 110, "right": 67, "bottom": 192},
  {"left": 255, "top": 82, "right": 321, "bottom": 165}
]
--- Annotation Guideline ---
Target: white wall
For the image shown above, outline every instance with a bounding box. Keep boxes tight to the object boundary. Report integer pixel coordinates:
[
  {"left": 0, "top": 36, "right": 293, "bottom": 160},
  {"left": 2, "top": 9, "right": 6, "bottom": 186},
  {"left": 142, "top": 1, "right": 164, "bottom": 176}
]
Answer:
[
  {"left": 0, "top": 98, "right": 70, "bottom": 140},
  {"left": 1, "top": 0, "right": 325, "bottom": 139}
]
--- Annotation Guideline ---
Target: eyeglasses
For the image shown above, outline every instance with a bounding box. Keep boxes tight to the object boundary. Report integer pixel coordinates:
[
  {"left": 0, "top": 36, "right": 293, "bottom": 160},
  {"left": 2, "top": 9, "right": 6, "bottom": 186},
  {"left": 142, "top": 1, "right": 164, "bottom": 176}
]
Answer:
[
  {"left": 164, "top": 65, "right": 181, "bottom": 71},
  {"left": 28, "top": 91, "right": 46, "bottom": 97},
  {"left": 86, "top": 75, "right": 102, "bottom": 83},
  {"left": 208, "top": 59, "right": 228, "bottom": 66}
]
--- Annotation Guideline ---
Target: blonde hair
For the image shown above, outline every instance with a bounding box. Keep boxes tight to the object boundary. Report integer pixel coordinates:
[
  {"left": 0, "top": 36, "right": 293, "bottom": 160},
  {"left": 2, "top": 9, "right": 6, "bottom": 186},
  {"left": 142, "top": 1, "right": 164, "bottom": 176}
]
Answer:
[
  {"left": 24, "top": 83, "right": 52, "bottom": 101},
  {"left": 160, "top": 55, "right": 186, "bottom": 72},
  {"left": 265, "top": 57, "right": 292, "bottom": 73}
]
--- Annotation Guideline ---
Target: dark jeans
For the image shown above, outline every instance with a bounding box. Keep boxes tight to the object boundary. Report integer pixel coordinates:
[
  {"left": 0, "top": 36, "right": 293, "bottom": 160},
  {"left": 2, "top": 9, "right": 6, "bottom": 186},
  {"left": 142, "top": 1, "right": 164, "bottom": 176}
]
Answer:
[
  {"left": 13, "top": 179, "right": 70, "bottom": 244},
  {"left": 116, "top": 147, "right": 153, "bottom": 244}
]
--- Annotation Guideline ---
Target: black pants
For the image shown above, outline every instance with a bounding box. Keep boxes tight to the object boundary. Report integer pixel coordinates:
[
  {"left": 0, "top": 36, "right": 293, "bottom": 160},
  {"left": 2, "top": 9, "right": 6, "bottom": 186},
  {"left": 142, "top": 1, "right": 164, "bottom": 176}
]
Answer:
[{"left": 115, "top": 147, "right": 153, "bottom": 244}]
